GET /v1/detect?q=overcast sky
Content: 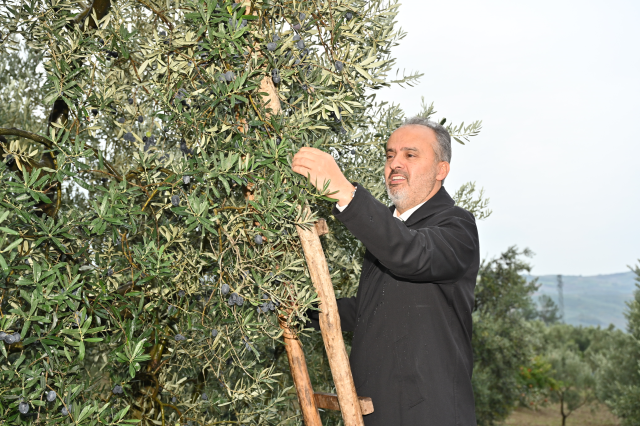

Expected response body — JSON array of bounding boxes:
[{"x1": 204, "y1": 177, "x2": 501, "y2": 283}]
[{"x1": 375, "y1": 0, "x2": 640, "y2": 276}]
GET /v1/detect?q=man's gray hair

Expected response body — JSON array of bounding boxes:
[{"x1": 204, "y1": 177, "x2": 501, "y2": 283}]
[{"x1": 399, "y1": 117, "x2": 452, "y2": 163}]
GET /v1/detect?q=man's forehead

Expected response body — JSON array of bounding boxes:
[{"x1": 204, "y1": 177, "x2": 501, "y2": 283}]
[{"x1": 386, "y1": 125, "x2": 436, "y2": 151}]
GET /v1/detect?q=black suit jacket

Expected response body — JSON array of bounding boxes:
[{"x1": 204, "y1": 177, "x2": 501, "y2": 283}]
[{"x1": 329, "y1": 185, "x2": 479, "y2": 426}]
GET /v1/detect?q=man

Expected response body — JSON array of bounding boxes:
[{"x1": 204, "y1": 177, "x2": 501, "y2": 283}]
[{"x1": 292, "y1": 117, "x2": 479, "y2": 425}]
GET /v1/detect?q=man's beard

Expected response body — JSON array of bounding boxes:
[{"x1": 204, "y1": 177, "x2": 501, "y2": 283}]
[{"x1": 385, "y1": 168, "x2": 438, "y2": 212}]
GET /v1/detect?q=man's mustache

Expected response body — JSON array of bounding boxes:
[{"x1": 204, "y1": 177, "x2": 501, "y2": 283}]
[{"x1": 386, "y1": 169, "x2": 408, "y2": 182}]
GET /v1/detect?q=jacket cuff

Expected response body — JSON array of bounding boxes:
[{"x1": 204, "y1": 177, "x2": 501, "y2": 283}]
[{"x1": 331, "y1": 182, "x2": 370, "y2": 220}]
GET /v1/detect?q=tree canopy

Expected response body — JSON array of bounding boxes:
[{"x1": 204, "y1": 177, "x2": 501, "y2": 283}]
[{"x1": 0, "y1": 1, "x2": 489, "y2": 424}]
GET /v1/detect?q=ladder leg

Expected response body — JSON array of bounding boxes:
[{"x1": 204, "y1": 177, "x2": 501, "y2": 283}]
[
  {"x1": 278, "y1": 315, "x2": 322, "y2": 426},
  {"x1": 297, "y1": 220, "x2": 366, "y2": 426}
]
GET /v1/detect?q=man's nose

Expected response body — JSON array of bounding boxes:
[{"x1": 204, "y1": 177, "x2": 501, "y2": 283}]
[{"x1": 388, "y1": 156, "x2": 405, "y2": 172}]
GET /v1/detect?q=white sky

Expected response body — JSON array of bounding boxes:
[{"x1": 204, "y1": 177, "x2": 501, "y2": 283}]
[{"x1": 376, "y1": 0, "x2": 640, "y2": 276}]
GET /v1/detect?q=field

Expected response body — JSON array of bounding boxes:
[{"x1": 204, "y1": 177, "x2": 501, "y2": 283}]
[{"x1": 504, "y1": 402, "x2": 619, "y2": 426}]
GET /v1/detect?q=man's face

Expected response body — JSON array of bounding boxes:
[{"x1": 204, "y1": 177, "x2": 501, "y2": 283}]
[{"x1": 385, "y1": 125, "x2": 449, "y2": 213}]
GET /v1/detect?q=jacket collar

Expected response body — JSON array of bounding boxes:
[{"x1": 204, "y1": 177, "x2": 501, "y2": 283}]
[{"x1": 389, "y1": 186, "x2": 455, "y2": 227}]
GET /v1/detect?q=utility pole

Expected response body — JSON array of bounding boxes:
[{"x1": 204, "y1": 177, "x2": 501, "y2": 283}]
[{"x1": 557, "y1": 274, "x2": 564, "y2": 322}]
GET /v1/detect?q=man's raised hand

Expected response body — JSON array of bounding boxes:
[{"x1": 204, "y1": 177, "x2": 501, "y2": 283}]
[{"x1": 291, "y1": 147, "x2": 356, "y2": 207}]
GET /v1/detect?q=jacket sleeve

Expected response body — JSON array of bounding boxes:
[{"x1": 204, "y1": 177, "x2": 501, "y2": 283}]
[
  {"x1": 337, "y1": 297, "x2": 357, "y2": 332},
  {"x1": 333, "y1": 185, "x2": 478, "y2": 283},
  {"x1": 305, "y1": 297, "x2": 357, "y2": 332}
]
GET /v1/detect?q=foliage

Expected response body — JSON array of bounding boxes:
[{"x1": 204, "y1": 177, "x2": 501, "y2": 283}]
[
  {"x1": 534, "y1": 313, "x2": 638, "y2": 425},
  {"x1": 451, "y1": 182, "x2": 491, "y2": 221},
  {"x1": 515, "y1": 354, "x2": 557, "y2": 408},
  {"x1": 0, "y1": 43, "x2": 46, "y2": 131},
  {"x1": 471, "y1": 247, "x2": 542, "y2": 426},
  {"x1": 535, "y1": 294, "x2": 561, "y2": 325},
  {"x1": 546, "y1": 345, "x2": 596, "y2": 426},
  {"x1": 473, "y1": 247, "x2": 538, "y2": 317},
  {"x1": 593, "y1": 262, "x2": 640, "y2": 425},
  {"x1": 470, "y1": 252, "x2": 634, "y2": 426}
]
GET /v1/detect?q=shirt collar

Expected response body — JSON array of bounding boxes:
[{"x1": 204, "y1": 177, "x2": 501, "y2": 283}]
[{"x1": 393, "y1": 201, "x2": 427, "y2": 222}]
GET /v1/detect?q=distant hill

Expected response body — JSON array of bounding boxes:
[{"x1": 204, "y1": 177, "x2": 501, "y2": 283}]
[{"x1": 525, "y1": 272, "x2": 638, "y2": 330}]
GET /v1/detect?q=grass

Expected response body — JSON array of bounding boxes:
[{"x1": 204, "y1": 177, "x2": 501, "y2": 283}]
[{"x1": 504, "y1": 402, "x2": 619, "y2": 426}]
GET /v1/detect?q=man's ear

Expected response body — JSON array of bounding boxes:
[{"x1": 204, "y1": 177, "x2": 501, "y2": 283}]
[{"x1": 436, "y1": 162, "x2": 450, "y2": 182}]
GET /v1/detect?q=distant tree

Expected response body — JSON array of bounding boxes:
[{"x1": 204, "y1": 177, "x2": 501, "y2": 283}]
[
  {"x1": 538, "y1": 294, "x2": 562, "y2": 325},
  {"x1": 534, "y1": 323, "x2": 630, "y2": 425},
  {"x1": 472, "y1": 247, "x2": 542, "y2": 426},
  {"x1": 594, "y1": 262, "x2": 640, "y2": 425},
  {"x1": 546, "y1": 345, "x2": 596, "y2": 426},
  {"x1": 538, "y1": 308, "x2": 640, "y2": 426}
]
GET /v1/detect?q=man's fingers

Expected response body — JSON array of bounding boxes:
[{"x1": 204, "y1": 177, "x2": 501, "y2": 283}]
[
  {"x1": 292, "y1": 167, "x2": 325, "y2": 190},
  {"x1": 297, "y1": 147, "x2": 322, "y2": 155},
  {"x1": 292, "y1": 151, "x2": 321, "y2": 164},
  {"x1": 291, "y1": 159, "x2": 314, "y2": 177},
  {"x1": 292, "y1": 147, "x2": 337, "y2": 192},
  {"x1": 292, "y1": 156, "x2": 318, "y2": 170},
  {"x1": 294, "y1": 147, "x2": 328, "y2": 162},
  {"x1": 290, "y1": 158, "x2": 309, "y2": 173},
  {"x1": 291, "y1": 165, "x2": 311, "y2": 176}
]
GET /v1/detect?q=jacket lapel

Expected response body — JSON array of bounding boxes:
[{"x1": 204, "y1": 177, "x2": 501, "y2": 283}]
[{"x1": 402, "y1": 186, "x2": 455, "y2": 228}]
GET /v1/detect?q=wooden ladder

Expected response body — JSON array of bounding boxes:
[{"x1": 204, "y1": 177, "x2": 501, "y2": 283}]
[{"x1": 277, "y1": 217, "x2": 373, "y2": 426}]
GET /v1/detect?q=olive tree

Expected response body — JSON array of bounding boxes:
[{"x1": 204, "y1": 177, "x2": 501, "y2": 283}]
[
  {"x1": 0, "y1": 0, "x2": 485, "y2": 424},
  {"x1": 547, "y1": 346, "x2": 596, "y2": 426},
  {"x1": 594, "y1": 263, "x2": 640, "y2": 425},
  {"x1": 471, "y1": 247, "x2": 543, "y2": 426}
]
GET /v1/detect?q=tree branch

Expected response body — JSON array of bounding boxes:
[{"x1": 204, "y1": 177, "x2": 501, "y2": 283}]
[
  {"x1": 0, "y1": 127, "x2": 123, "y2": 183},
  {"x1": 135, "y1": 0, "x2": 173, "y2": 30},
  {"x1": 73, "y1": 0, "x2": 112, "y2": 30},
  {"x1": 0, "y1": 128, "x2": 52, "y2": 149}
]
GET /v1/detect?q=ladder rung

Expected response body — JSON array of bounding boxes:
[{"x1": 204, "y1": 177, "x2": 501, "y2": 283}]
[{"x1": 313, "y1": 392, "x2": 374, "y2": 415}]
